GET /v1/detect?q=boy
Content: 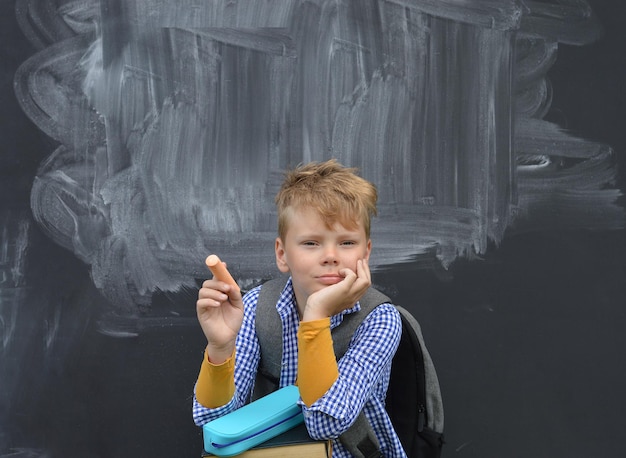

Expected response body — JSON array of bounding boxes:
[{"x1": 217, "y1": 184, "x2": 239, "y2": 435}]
[{"x1": 193, "y1": 159, "x2": 406, "y2": 457}]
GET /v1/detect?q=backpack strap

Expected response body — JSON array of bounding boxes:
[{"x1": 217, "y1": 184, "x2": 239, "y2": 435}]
[
  {"x1": 254, "y1": 277, "x2": 388, "y2": 457},
  {"x1": 253, "y1": 277, "x2": 287, "y2": 397}
]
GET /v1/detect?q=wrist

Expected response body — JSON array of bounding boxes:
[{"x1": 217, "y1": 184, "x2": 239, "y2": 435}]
[
  {"x1": 206, "y1": 342, "x2": 235, "y2": 365},
  {"x1": 302, "y1": 301, "x2": 330, "y2": 322}
]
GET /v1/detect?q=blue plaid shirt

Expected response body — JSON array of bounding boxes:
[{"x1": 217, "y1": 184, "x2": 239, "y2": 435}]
[{"x1": 193, "y1": 278, "x2": 406, "y2": 457}]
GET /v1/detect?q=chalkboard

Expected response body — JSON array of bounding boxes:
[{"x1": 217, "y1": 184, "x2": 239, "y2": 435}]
[{"x1": 1, "y1": 1, "x2": 624, "y2": 457}]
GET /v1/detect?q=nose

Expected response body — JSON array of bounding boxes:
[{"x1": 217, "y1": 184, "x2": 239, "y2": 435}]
[{"x1": 322, "y1": 246, "x2": 338, "y2": 265}]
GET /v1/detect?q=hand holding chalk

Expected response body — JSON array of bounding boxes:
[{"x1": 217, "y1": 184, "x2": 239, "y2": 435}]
[
  {"x1": 205, "y1": 255, "x2": 240, "y2": 293},
  {"x1": 199, "y1": 255, "x2": 242, "y2": 363}
]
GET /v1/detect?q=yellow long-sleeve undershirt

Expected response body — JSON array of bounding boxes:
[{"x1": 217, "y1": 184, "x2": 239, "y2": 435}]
[
  {"x1": 195, "y1": 348, "x2": 236, "y2": 408},
  {"x1": 297, "y1": 317, "x2": 339, "y2": 406}
]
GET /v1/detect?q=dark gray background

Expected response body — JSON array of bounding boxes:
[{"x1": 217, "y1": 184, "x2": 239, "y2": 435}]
[{"x1": 1, "y1": 1, "x2": 624, "y2": 457}]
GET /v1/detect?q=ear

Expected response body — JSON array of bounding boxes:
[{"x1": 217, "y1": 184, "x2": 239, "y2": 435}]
[
  {"x1": 275, "y1": 237, "x2": 290, "y2": 273},
  {"x1": 365, "y1": 238, "x2": 372, "y2": 261}
]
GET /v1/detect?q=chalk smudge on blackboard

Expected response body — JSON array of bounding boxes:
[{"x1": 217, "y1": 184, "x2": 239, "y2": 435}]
[
  {"x1": 1, "y1": 212, "x2": 30, "y2": 349},
  {"x1": 13, "y1": 0, "x2": 624, "y2": 325},
  {"x1": 0, "y1": 211, "x2": 33, "y2": 433}
]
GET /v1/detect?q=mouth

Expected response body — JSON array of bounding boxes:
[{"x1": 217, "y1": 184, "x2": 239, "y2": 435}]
[{"x1": 317, "y1": 274, "x2": 343, "y2": 285}]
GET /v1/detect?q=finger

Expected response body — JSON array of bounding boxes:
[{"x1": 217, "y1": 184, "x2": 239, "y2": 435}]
[
  {"x1": 351, "y1": 262, "x2": 371, "y2": 298},
  {"x1": 223, "y1": 283, "x2": 243, "y2": 303},
  {"x1": 196, "y1": 297, "x2": 225, "y2": 312},
  {"x1": 198, "y1": 286, "x2": 229, "y2": 301},
  {"x1": 201, "y1": 291, "x2": 230, "y2": 304},
  {"x1": 339, "y1": 267, "x2": 357, "y2": 286},
  {"x1": 357, "y1": 259, "x2": 372, "y2": 283},
  {"x1": 202, "y1": 278, "x2": 234, "y2": 292},
  {"x1": 199, "y1": 286, "x2": 240, "y2": 311}
]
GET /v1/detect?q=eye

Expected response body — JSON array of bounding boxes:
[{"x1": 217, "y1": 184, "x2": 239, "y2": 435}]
[
  {"x1": 301, "y1": 240, "x2": 318, "y2": 246},
  {"x1": 340, "y1": 240, "x2": 356, "y2": 246}
]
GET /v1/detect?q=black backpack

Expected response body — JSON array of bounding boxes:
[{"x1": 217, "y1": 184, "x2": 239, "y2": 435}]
[{"x1": 253, "y1": 278, "x2": 444, "y2": 458}]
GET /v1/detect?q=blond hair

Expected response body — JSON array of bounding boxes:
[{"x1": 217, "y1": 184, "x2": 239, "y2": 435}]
[{"x1": 275, "y1": 159, "x2": 378, "y2": 240}]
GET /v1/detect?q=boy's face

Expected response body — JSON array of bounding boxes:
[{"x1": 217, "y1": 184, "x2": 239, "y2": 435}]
[{"x1": 275, "y1": 207, "x2": 372, "y2": 309}]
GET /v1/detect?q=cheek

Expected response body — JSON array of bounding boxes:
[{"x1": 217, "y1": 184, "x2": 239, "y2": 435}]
[
  {"x1": 364, "y1": 243, "x2": 372, "y2": 260},
  {"x1": 358, "y1": 246, "x2": 370, "y2": 259}
]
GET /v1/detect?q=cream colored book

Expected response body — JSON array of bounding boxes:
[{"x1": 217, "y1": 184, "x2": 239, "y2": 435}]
[
  {"x1": 203, "y1": 423, "x2": 331, "y2": 457},
  {"x1": 232, "y1": 439, "x2": 331, "y2": 457}
]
